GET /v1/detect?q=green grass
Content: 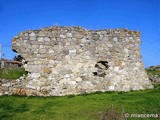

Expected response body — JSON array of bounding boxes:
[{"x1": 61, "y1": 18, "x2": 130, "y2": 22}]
[
  {"x1": 146, "y1": 69, "x2": 160, "y2": 76},
  {"x1": 0, "y1": 68, "x2": 27, "y2": 79},
  {"x1": 0, "y1": 85, "x2": 160, "y2": 120}
]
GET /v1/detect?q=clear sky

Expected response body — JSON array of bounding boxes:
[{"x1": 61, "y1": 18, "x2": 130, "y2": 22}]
[{"x1": 0, "y1": 0, "x2": 159, "y2": 67}]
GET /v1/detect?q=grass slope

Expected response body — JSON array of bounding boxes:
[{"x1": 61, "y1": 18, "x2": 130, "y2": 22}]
[
  {"x1": 146, "y1": 69, "x2": 160, "y2": 76},
  {"x1": 0, "y1": 85, "x2": 160, "y2": 120}
]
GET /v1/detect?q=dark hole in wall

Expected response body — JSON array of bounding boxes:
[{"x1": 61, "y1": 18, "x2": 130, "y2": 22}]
[
  {"x1": 24, "y1": 61, "x2": 28, "y2": 64},
  {"x1": 18, "y1": 64, "x2": 22, "y2": 67},
  {"x1": 80, "y1": 45, "x2": 83, "y2": 47},
  {"x1": 97, "y1": 61, "x2": 109, "y2": 69},
  {"x1": 93, "y1": 61, "x2": 109, "y2": 77},
  {"x1": 93, "y1": 72, "x2": 98, "y2": 76}
]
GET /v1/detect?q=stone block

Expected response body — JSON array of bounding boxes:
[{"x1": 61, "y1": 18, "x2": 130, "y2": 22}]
[
  {"x1": 69, "y1": 49, "x2": 76, "y2": 54},
  {"x1": 37, "y1": 37, "x2": 44, "y2": 42},
  {"x1": 60, "y1": 34, "x2": 66, "y2": 38},
  {"x1": 66, "y1": 33, "x2": 72, "y2": 37},
  {"x1": 44, "y1": 37, "x2": 50, "y2": 41},
  {"x1": 30, "y1": 32, "x2": 36, "y2": 37},
  {"x1": 26, "y1": 84, "x2": 36, "y2": 90},
  {"x1": 31, "y1": 73, "x2": 40, "y2": 78},
  {"x1": 75, "y1": 77, "x2": 82, "y2": 82},
  {"x1": 43, "y1": 68, "x2": 52, "y2": 74},
  {"x1": 30, "y1": 36, "x2": 36, "y2": 40}
]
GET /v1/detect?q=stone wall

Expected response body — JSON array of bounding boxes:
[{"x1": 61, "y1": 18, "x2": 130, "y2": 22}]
[{"x1": 2, "y1": 26, "x2": 153, "y2": 96}]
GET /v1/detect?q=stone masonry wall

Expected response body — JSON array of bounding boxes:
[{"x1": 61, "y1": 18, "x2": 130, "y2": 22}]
[{"x1": 2, "y1": 26, "x2": 153, "y2": 96}]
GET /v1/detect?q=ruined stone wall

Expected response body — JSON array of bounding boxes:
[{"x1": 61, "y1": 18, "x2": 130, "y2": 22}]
[{"x1": 7, "y1": 26, "x2": 153, "y2": 96}]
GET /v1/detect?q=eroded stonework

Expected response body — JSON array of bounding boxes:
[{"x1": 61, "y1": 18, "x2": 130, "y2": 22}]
[{"x1": 2, "y1": 26, "x2": 154, "y2": 96}]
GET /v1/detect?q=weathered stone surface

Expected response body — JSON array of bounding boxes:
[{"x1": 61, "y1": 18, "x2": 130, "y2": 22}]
[
  {"x1": 66, "y1": 33, "x2": 72, "y2": 37},
  {"x1": 148, "y1": 74, "x2": 160, "y2": 84},
  {"x1": 43, "y1": 68, "x2": 52, "y2": 74},
  {"x1": 0, "y1": 26, "x2": 152, "y2": 96},
  {"x1": 44, "y1": 37, "x2": 50, "y2": 41}
]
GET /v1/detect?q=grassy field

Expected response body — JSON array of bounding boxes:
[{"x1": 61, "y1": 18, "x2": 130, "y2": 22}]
[
  {"x1": 0, "y1": 68, "x2": 27, "y2": 79},
  {"x1": 0, "y1": 85, "x2": 160, "y2": 120}
]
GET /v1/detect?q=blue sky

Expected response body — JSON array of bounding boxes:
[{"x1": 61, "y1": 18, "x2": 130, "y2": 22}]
[{"x1": 0, "y1": 0, "x2": 159, "y2": 67}]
